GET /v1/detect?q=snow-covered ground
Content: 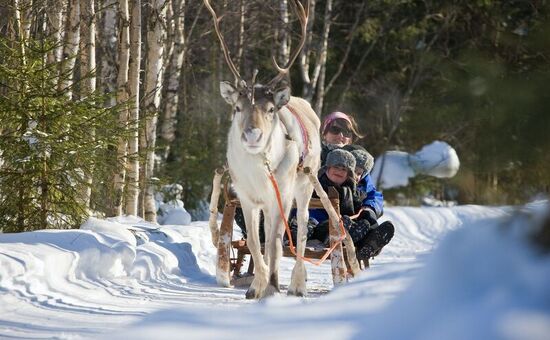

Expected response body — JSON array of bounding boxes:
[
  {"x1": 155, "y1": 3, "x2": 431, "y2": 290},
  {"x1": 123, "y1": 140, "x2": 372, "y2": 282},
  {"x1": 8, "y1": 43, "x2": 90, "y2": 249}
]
[{"x1": 1, "y1": 202, "x2": 549, "y2": 339}]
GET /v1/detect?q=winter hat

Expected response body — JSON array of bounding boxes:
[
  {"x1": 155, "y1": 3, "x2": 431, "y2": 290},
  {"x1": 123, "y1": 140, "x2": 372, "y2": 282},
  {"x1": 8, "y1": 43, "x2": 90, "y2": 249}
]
[
  {"x1": 326, "y1": 149, "x2": 356, "y2": 176},
  {"x1": 321, "y1": 111, "x2": 352, "y2": 135},
  {"x1": 351, "y1": 149, "x2": 374, "y2": 173}
]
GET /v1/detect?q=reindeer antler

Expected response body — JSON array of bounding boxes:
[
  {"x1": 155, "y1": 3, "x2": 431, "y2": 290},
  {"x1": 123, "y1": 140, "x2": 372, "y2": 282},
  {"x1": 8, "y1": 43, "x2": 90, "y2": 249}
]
[
  {"x1": 203, "y1": 0, "x2": 246, "y2": 88},
  {"x1": 267, "y1": 0, "x2": 309, "y2": 89}
]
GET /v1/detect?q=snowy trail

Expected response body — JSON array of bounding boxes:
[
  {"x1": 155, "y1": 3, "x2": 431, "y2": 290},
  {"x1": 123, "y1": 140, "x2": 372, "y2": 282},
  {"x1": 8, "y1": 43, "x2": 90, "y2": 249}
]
[{"x1": 0, "y1": 205, "x2": 513, "y2": 339}]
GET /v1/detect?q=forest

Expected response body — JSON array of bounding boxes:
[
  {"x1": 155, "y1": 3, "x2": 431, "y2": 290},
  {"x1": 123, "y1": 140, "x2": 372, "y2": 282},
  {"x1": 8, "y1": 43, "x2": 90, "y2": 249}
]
[{"x1": 1, "y1": 0, "x2": 549, "y2": 231}]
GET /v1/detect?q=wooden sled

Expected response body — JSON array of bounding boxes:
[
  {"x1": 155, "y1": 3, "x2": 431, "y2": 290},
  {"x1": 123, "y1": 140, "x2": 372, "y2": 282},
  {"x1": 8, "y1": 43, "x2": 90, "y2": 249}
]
[{"x1": 211, "y1": 170, "x2": 362, "y2": 288}]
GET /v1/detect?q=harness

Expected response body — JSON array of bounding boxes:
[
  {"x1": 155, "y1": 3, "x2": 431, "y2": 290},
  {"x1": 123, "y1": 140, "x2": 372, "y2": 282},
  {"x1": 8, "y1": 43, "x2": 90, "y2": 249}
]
[{"x1": 285, "y1": 104, "x2": 309, "y2": 169}]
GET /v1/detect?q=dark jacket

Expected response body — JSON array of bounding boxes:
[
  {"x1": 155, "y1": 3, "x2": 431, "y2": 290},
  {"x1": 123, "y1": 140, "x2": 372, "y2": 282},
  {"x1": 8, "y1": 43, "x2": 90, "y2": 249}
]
[{"x1": 321, "y1": 143, "x2": 384, "y2": 218}]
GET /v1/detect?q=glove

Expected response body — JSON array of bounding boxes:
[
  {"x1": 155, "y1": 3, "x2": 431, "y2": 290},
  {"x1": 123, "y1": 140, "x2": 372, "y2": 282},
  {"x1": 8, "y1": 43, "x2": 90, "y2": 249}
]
[{"x1": 359, "y1": 207, "x2": 377, "y2": 226}]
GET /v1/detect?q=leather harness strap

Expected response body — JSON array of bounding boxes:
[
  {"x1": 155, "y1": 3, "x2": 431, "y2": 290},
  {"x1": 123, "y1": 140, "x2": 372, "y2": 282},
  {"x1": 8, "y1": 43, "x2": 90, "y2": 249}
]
[{"x1": 285, "y1": 104, "x2": 309, "y2": 169}]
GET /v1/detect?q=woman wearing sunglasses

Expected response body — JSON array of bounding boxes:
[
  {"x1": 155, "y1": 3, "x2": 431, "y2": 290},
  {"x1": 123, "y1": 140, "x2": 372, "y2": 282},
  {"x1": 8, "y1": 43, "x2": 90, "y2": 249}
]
[{"x1": 320, "y1": 111, "x2": 363, "y2": 164}]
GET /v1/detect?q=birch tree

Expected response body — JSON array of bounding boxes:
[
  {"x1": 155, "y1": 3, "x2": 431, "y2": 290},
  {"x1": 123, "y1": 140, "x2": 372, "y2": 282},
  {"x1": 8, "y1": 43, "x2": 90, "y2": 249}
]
[
  {"x1": 159, "y1": 0, "x2": 184, "y2": 161},
  {"x1": 58, "y1": 0, "x2": 79, "y2": 98},
  {"x1": 97, "y1": 0, "x2": 118, "y2": 108},
  {"x1": 124, "y1": 0, "x2": 141, "y2": 216},
  {"x1": 141, "y1": 0, "x2": 168, "y2": 222},
  {"x1": 79, "y1": 0, "x2": 97, "y2": 207},
  {"x1": 112, "y1": 0, "x2": 130, "y2": 216},
  {"x1": 45, "y1": 0, "x2": 65, "y2": 67},
  {"x1": 298, "y1": 0, "x2": 333, "y2": 115}
]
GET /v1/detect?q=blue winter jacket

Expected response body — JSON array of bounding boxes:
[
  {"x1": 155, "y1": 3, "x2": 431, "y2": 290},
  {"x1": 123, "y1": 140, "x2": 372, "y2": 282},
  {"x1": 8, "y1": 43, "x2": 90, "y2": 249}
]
[{"x1": 356, "y1": 173, "x2": 384, "y2": 218}]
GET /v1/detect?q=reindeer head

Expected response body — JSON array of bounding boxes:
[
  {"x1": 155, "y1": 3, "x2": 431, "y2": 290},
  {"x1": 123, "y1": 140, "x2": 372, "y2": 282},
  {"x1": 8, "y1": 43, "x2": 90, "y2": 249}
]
[
  {"x1": 204, "y1": 0, "x2": 308, "y2": 154},
  {"x1": 220, "y1": 83, "x2": 290, "y2": 153}
]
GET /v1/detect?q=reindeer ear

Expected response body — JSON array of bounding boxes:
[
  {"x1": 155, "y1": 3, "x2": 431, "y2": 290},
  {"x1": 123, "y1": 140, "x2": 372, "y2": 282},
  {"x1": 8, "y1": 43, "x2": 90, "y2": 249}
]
[
  {"x1": 273, "y1": 87, "x2": 290, "y2": 108},
  {"x1": 220, "y1": 81, "x2": 239, "y2": 105}
]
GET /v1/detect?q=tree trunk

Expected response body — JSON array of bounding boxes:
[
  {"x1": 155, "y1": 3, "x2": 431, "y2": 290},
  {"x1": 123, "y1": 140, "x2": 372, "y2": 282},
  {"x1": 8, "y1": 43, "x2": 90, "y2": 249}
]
[
  {"x1": 159, "y1": 0, "x2": 184, "y2": 161},
  {"x1": 276, "y1": 0, "x2": 289, "y2": 65},
  {"x1": 58, "y1": 0, "x2": 80, "y2": 98},
  {"x1": 97, "y1": 0, "x2": 118, "y2": 108},
  {"x1": 299, "y1": 0, "x2": 315, "y2": 98},
  {"x1": 141, "y1": 0, "x2": 167, "y2": 222},
  {"x1": 312, "y1": 0, "x2": 332, "y2": 115},
  {"x1": 79, "y1": 0, "x2": 97, "y2": 208},
  {"x1": 45, "y1": 0, "x2": 65, "y2": 68},
  {"x1": 124, "y1": 0, "x2": 141, "y2": 216},
  {"x1": 112, "y1": 0, "x2": 130, "y2": 216}
]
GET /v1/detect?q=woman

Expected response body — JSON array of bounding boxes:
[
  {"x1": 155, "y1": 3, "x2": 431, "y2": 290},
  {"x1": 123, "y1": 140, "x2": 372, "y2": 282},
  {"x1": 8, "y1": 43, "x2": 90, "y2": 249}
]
[{"x1": 320, "y1": 111, "x2": 364, "y2": 165}]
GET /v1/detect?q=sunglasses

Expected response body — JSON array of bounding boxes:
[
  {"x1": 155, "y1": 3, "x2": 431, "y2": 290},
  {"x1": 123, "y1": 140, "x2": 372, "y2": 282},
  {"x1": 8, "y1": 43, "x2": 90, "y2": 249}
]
[{"x1": 327, "y1": 125, "x2": 352, "y2": 138}]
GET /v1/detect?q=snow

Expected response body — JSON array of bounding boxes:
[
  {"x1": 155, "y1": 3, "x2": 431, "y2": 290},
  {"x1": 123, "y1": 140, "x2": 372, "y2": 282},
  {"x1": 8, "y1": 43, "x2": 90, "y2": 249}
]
[
  {"x1": 1, "y1": 201, "x2": 549, "y2": 339},
  {"x1": 372, "y1": 141, "x2": 460, "y2": 189}
]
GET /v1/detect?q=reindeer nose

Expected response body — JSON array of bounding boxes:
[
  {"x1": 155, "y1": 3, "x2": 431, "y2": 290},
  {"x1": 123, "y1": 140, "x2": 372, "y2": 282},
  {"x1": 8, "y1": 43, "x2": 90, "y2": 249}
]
[{"x1": 244, "y1": 127, "x2": 263, "y2": 143}]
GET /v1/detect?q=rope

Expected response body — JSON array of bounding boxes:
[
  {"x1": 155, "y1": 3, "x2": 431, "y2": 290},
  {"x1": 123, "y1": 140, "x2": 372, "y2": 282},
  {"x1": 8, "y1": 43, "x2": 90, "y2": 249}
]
[{"x1": 267, "y1": 171, "x2": 346, "y2": 266}]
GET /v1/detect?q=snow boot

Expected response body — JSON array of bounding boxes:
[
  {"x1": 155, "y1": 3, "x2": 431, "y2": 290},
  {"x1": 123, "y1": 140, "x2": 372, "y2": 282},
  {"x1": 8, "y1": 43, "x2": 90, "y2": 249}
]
[{"x1": 356, "y1": 221, "x2": 395, "y2": 262}]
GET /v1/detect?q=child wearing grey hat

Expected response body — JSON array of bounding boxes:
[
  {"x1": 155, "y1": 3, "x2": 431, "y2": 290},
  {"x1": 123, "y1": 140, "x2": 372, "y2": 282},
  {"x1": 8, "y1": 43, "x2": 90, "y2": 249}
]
[{"x1": 310, "y1": 146, "x2": 395, "y2": 269}]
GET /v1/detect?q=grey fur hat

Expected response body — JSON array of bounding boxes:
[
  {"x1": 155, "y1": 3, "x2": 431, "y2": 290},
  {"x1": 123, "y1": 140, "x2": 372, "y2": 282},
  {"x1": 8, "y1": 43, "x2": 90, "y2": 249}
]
[
  {"x1": 326, "y1": 149, "x2": 356, "y2": 175},
  {"x1": 351, "y1": 149, "x2": 374, "y2": 173}
]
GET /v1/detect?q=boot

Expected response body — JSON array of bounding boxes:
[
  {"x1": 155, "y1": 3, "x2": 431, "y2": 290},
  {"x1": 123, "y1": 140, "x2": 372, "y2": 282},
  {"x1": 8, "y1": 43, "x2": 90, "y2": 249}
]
[{"x1": 356, "y1": 221, "x2": 395, "y2": 262}]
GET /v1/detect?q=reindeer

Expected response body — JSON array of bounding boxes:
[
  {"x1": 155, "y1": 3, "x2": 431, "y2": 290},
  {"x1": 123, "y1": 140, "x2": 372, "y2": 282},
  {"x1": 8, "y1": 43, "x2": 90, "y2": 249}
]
[{"x1": 204, "y1": 0, "x2": 320, "y2": 298}]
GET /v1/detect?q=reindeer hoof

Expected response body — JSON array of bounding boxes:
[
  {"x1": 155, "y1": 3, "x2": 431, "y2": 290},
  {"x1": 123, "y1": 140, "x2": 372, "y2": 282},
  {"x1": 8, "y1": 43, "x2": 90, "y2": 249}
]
[
  {"x1": 287, "y1": 288, "x2": 305, "y2": 297},
  {"x1": 245, "y1": 287, "x2": 258, "y2": 299}
]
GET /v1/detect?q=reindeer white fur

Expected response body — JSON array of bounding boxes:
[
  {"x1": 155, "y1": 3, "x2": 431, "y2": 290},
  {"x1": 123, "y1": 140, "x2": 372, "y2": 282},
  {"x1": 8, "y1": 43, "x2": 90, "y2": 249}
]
[{"x1": 220, "y1": 82, "x2": 320, "y2": 298}]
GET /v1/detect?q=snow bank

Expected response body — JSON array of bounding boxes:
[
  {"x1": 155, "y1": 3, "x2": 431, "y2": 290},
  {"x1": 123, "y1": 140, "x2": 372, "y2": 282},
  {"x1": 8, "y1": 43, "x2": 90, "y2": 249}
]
[{"x1": 372, "y1": 141, "x2": 460, "y2": 189}]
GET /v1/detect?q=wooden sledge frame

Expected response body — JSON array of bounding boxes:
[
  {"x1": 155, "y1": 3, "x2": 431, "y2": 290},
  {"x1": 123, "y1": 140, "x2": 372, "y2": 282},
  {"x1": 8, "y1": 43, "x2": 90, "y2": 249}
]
[{"x1": 210, "y1": 167, "x2": 362, "y2": 288}]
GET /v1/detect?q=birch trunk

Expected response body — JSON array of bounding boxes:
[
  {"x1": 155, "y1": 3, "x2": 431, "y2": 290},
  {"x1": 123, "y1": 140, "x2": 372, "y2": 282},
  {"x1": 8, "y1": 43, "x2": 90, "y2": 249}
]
[
  {"x1": 97, "y1": 0, "x2": 118, "y2": 108},
  {"x1": 302, "y1": 0, "x2": 331, "y2": 106},
  {"x1": 142, "y1": 0, "x2": 168, "y2": 222},
  {"x1": 312, "y1": 0, "x2": 332, "y2": 114},
  {"x1": 79, "y1": 0, "x2": 97, "y2": 208},
  {"x1": 112, "y1": 0, "x2": 130, "y2": 216},
  {"x1": 159, "y1": 0, "x2": 184, "y2": 160},
  {"x1": 58, "y1": 0, "x2": 80, "y2": 98},
  {"x1": 124, "y1": 0, "x2": 141, "y2": 216},
  {"x1": 46, "y1": 0, "x2": 65, "y2": 67},
  {"x1": 276, "y1": 0, "x2": 289, "y2": 65},
  {"x1": 299, "y1": 0, "x2": 315, "y2": 97}
]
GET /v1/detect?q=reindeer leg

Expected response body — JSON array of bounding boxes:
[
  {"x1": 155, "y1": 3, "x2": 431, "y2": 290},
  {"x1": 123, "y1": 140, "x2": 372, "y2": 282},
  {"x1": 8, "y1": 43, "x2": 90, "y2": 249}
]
[
  {"x1": 208, "y1": 167, "x2": 225, "y2": 247},
  {"x1": 288, "y1": 176, "x2": 314, "y2": 297},
  {"x1": 261, "y1": 207, "x2": 280, "y2": 297},
  {"x1": 241, "y1": 204, "x2": 269, "y2": 299}
]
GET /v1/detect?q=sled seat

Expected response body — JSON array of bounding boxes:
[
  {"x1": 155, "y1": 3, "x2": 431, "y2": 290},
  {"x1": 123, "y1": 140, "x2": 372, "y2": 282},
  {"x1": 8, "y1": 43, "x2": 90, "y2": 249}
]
[{"x1": 216, "y1": 186, "x2": 355, "y2": 287}]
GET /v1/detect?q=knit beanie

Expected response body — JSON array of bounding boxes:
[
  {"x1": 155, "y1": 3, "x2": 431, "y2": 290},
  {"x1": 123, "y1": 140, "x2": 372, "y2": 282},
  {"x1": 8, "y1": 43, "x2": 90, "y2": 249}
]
[
  {"x1": 326, "y1": 149, "x2": 356, "y2": 176},
  {"x1": 351, "y1": 149, "x2": 374, "y2": 173},
  {"x1": 321, "y1": 111, "x2": 352, "y2": 135}
]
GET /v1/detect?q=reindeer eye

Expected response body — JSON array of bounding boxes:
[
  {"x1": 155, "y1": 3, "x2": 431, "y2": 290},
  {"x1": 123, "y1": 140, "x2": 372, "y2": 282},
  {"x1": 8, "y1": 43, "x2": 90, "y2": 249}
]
[
  {"x1": 268, "y1": 107, "x2": 275, "y2": 114},
  {"x1": 235, "y1": 106, "x2": 241, "y2": 113}
]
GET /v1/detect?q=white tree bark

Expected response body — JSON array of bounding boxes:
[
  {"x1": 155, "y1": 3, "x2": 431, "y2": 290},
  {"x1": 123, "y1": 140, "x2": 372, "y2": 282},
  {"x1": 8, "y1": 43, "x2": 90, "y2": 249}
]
[
  {"x1": 98, "y1": 0, "x2": 118, "y2": 108},
  {"x1": 312, "y1": 0, "x2": 332, "y2": 114},
  {"x1": 276, "y1": 0, "x2": 289, "y2": 65},
  {"x1": 142, "y1": 0, "x2": 168, "y2": 222},
  {"x1": 113, "y1": 0, "x2": 130, "y2": 216},
  {"x1": 58, "y1": 0, "x2": 80, "y2": 98},
  {"x1": 46, "y1": 0, "x2": 66, "y2": 67},
  {"x1": 79, "y1": 0, "x2": 97, "y2": 208},
  {"x1": 159, "y1": 0, "x2": 184, "y2": 160},
  {"x1": 124, "y1": 0, "x2": 141, "y2": 216}
]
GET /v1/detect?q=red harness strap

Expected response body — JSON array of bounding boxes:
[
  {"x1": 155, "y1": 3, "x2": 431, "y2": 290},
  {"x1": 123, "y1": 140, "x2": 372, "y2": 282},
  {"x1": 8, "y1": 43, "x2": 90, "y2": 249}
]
[
  {"x1": 285, "y1": 104, "x2": 309, "y2": 168},
  {"x1": 267, "y1": 171, "x2": 346, "y2": 266}
]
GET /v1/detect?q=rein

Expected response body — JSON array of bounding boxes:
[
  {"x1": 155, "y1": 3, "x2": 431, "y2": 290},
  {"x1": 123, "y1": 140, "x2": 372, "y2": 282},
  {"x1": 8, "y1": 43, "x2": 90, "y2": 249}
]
[{"x1": 265, "y1": 164, "x2": 346, "y2": 266}]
